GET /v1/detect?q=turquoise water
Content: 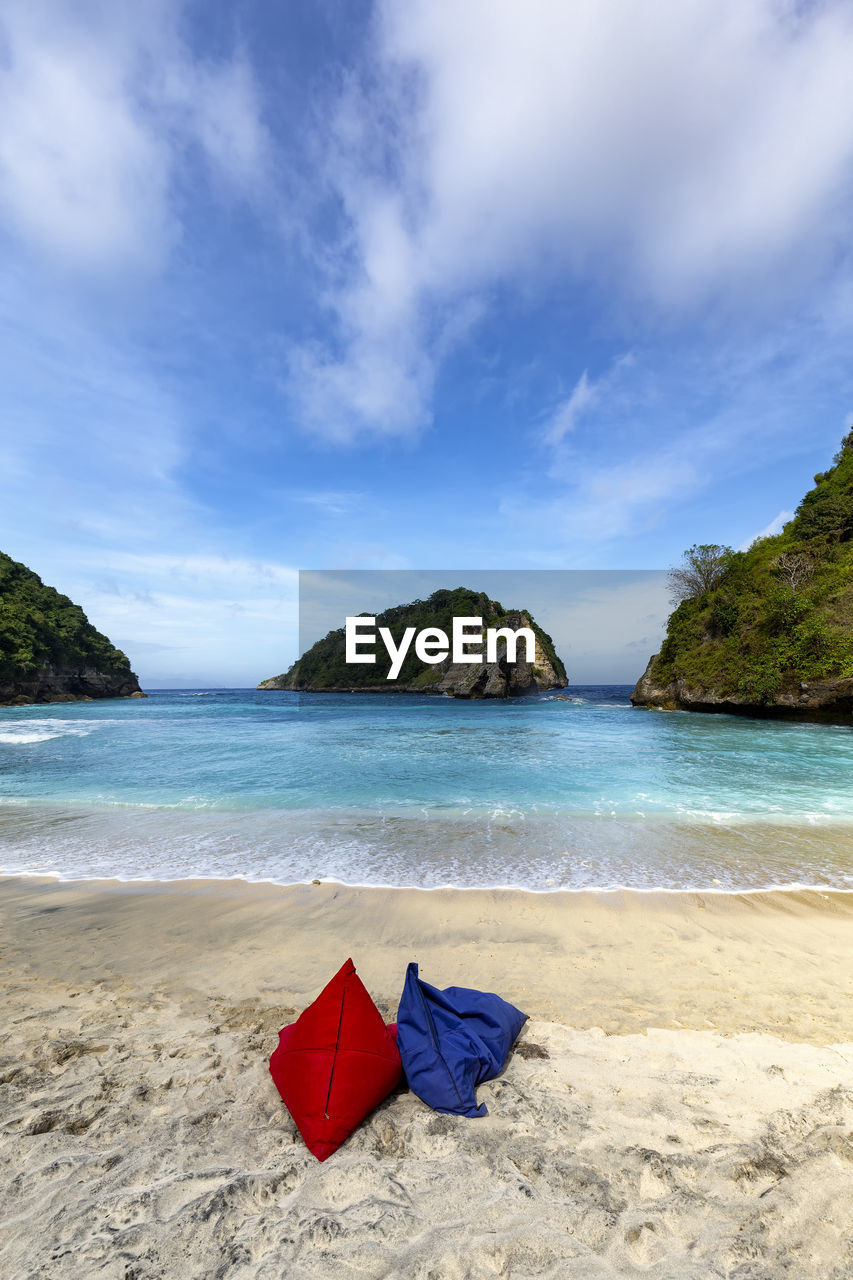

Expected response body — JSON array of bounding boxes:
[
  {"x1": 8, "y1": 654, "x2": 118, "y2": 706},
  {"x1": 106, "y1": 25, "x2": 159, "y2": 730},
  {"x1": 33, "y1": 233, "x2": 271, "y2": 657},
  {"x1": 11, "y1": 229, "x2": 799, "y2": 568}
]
[{"x1": 1, "y1": 687, "x2": 852, "y2": 890}]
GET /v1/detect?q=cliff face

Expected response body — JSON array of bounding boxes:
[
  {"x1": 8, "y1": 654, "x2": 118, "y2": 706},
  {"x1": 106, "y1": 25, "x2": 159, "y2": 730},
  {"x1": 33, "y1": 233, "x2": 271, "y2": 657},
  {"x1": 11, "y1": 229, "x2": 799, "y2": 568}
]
[
  {"x1": 0, "y1": 551, "x2": 145, "y2": 707},
  {"x1": 0, "y1": 664, "x2": 145, "y2": 707},
  {"x1": 631, "y1": 655, "x2": 853, "y2": 724},
  {"x1": 631, "y1": 430, "x2": 853, "y2": 724},
  {"x1": 259, "y1": 588, "x2": 567, "y2": 698},
  {"x1": 432, "y1": 611, "x2": 564, "y2": 697}
]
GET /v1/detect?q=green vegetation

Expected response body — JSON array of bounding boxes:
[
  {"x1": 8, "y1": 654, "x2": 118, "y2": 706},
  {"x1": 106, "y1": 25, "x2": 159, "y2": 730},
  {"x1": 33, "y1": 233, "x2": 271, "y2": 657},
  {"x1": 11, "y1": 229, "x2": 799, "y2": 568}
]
[
  {"x1": 667, "y1": 544, "x2": 734, "y2": 603},
  {"x1": 265, "y1": 586, "x2": 567, "y2": 690},
  {"x1": 651, "y1": 430, "x2": 853, "y2": 703},
  {"x1": 0, "y1": 551, "x2": 134, "y2": 682}
]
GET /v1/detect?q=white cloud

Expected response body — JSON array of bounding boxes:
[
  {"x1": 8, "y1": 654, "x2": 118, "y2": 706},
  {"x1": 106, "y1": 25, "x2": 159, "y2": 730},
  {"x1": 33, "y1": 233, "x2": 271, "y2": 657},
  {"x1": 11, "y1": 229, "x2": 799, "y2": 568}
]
[
  {"x1": 500, "y1": 450, "x2": 701, "y2": 557},
  {"x1": 84, "y1": 552, "x2": 298, "y2": 591},
  {"x1": 290, "y1": 0, "x2": 853, "y2": 441},
  {"x1": 498, "y1": 392, "x2": 771, "y2": 558},
  {"x1": 739, "y1": 509, "x2": 794, "y2": 549},
  {"x1": 0, "y1": 7, "x2": 169, "y2": 271},
  {"x1": 0, "y1": 1, "x2": 269, "y2": 274},
  {"x1": 542, "y1": 372, "x2": 597, "y2": 448},
  {"x1": 157, "y1": 43, "x2": 270, "y2": 194},
  {"x1": 281, "y1": 489, "x2": 368, "y2": 518},
  {"x1": 542, "y1": 354, "x2": 635, "y2": 448},
  {"x1": 287, "y1": 331, "x2": 432, "y2": 444}
]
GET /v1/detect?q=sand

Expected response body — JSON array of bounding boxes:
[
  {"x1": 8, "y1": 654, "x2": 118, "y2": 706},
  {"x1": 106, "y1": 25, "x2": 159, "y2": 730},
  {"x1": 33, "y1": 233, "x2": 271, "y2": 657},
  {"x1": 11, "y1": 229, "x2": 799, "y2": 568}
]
[{"x1": 1, "y1": 875, "x2": 852, "y2": 1278}]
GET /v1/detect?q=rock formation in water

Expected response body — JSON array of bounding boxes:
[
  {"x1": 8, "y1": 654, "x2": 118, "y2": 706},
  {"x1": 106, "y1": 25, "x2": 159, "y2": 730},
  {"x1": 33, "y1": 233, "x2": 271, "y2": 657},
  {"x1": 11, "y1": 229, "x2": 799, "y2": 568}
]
[
  {"x1": 259, "y1": 587, "x2": 567, "y2": 698},
  {"x1": 632, "y1": 658, "x2": 853, "y2": 724},
  {"x1": 632, "y1": 430, "x2": 853, "y2": 724},
  {"x1": 0, "y1": 551, "x2": 145, "y2": 706}
]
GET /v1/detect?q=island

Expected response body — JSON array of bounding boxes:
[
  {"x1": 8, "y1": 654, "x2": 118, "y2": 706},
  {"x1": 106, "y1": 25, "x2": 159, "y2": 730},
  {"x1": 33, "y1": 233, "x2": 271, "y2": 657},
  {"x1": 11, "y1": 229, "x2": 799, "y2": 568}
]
[
  {"x1": 0, "y1": 551, "x2": 145, "y2": 706},
  {"x1": 259, "y1": 586, "x2": 567, "y2": 697},
  {"x1": 632, "y1": 430, "x2": 853, "y2": 723}
]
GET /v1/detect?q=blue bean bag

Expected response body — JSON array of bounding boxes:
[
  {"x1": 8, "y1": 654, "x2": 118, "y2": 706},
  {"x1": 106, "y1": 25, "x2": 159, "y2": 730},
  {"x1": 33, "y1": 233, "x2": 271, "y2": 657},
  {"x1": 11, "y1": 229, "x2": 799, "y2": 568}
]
[{"x1": 396, "y1": 963, "x2": 528, "y2": 1117}]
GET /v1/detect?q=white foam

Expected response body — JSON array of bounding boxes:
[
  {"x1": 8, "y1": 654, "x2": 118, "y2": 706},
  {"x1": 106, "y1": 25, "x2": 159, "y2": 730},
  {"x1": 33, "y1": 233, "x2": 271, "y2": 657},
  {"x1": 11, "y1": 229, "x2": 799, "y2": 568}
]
[
  {"x1": 0, "y1": 721, "x2": 100, "y2": 745},
  {"x1": 1, "y1": 865, "x2": 852, "y2": 898}
]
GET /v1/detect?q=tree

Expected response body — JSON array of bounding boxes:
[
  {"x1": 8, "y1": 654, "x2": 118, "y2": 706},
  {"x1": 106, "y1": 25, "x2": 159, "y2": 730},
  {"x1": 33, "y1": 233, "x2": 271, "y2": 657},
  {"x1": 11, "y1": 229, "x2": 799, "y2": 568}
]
[
  {"x1": 773, "y1": 551, "x2": 815, "y2": 595},
  {"x1": 667, "y1": 544, "x2": 734, "y2": 605}
]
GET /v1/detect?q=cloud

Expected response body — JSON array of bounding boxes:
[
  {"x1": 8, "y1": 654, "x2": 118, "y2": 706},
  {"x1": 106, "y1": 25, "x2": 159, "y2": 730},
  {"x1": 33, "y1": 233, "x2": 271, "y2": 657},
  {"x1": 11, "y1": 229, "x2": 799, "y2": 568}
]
[
  {"x1": 499, "y1": 450, "x2": 701, "y2": 556},
  {"x1": 158, "y1": 48, "x2": 269, "y2": 193},
  {"x1": 287, "y1": 330, "x2": 432, "y2": 444},
  {"x1": 542, "y1": 354, "x2": 635, "y2": 448},
  {"x1": 542, "y1": 372, "x2": 597, "y2": 448},
  {"x1": 288, "y1": 0, "x2": 853, "y2": 441},
  {"x1": 0, "y1": 1, "x2": 269, "y2": 275},
  {"x1": 739, "y1": 509, "x2": 794, "y2": 550},
  {"x1": 498, "y1": 390, "x2": 770, "y2": 559},
  {"x1": 281, "y1": 489, "x2": 369, "y2": 518},
  {"x1": 81, "y1": 552, "x2": 299, "y2": 589}
]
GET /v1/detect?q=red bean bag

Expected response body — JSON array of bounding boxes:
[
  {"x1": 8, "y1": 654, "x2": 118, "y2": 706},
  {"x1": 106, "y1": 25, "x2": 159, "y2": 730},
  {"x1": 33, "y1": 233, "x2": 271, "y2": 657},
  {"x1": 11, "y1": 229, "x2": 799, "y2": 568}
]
[{"x1": 269, "y1": 958, "x2": 402, "y2": 1161}]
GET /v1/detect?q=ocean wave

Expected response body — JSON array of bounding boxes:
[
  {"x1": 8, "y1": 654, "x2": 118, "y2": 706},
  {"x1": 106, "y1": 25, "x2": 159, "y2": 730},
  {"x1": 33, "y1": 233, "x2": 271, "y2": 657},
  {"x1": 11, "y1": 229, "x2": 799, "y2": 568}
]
[
  {"x1": 1, "y1": 862, "x2": 852, "y2": 897},
  {"x1": 0, "y1": 721, "x2": 101, "y2": 746}
]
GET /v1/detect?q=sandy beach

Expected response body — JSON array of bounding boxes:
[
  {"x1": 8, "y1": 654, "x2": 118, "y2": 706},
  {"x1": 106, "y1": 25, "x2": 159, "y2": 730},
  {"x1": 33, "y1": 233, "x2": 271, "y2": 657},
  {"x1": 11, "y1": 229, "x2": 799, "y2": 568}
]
[{"x1": 1, "y1": 875, "x2": 852, "y2": 1278}]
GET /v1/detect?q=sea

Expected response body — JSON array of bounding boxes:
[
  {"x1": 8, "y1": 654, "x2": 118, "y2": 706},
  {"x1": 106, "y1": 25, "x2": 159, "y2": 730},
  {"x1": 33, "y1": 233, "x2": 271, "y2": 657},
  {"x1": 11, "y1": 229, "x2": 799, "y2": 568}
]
[{"x1": 1, "y1": 687, "x2": 852, "y2": 892}]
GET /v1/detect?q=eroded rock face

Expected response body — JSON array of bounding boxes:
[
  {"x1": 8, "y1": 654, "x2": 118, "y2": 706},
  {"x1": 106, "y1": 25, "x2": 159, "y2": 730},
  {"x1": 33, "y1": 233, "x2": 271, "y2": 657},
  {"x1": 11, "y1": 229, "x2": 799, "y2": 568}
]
[
  {"x1": 436, "y1": 615, "x2": 564, "y2": 698},
  {"x1": 0, "y1": 664, "x2": 146, "y2": 707},
  {"x1": 631, "y1": 655, "x2": 853, "y2": 724}
]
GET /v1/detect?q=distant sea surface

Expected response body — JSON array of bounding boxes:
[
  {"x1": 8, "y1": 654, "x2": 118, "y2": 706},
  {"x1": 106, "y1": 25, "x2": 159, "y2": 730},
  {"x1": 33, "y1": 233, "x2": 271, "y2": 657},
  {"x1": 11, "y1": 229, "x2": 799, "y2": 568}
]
[{"x1": 1, "y1": 687, "x2": 852, "y2": 892}]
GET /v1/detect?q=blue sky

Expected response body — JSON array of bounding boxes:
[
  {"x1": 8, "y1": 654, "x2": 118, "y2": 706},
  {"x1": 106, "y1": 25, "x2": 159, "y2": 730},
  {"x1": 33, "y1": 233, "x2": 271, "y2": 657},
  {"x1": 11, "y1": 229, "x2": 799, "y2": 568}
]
[{"x1": 2, "y1": 0, "x2": 853, "y2": 686}]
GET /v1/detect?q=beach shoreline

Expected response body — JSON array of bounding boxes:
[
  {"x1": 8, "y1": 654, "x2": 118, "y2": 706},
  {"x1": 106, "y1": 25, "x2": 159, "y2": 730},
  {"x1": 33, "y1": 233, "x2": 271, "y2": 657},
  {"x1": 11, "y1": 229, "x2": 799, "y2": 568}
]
[
  {"x1": 3, "y1": 873, "x2": 852, "y2": 1037},
  {"x1": 2, "y1": 874, "x2": 852, "y2": 1277}
]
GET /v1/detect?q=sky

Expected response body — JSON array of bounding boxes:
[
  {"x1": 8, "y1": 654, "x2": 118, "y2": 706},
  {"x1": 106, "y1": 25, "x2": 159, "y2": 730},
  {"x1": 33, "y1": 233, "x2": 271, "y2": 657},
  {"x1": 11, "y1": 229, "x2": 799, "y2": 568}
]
[{"x1": 2, "y1": 0, "x2": 853, "y2": 686}]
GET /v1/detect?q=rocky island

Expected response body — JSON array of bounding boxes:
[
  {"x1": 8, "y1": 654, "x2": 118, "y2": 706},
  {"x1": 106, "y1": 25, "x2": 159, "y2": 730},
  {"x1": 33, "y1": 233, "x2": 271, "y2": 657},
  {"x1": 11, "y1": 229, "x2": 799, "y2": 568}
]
[
  {"x1": 259, "y1": 587, "x2": 567, "y2": 697},
  {"x1": 632, "y1": 430, "x2": 853, "y2": 723},
  {"x1": 0, "y1": 551, "x2": 145, "y2": 706}
]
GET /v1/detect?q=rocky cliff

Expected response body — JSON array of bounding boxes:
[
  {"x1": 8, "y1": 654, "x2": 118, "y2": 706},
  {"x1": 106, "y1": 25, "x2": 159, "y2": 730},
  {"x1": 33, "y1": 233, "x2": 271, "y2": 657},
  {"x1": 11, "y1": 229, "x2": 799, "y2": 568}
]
[
  {"x1": 432, "y1": 609, "x2": 564, "y2": 697},
  {"x1": 259, "y1": 587, "x2": 567, "y2": 698},
  {"x1": 631, "y1": 430, "x2": 853, "y2": 724},
  {"x1": 0, "y1": 551, "x2": 145, "y2": 706},
  {"x1": 632, "y1": 655, "x2": 853, "y2": 724}
]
